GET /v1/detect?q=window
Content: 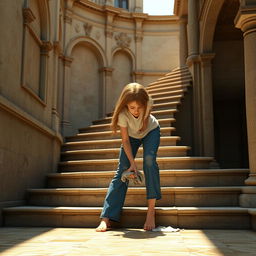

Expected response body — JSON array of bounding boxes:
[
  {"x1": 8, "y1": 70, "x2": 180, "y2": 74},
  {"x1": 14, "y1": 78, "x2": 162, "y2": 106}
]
[{"x1": 114, "y1": 0, "x2": 128, "y2": 9}]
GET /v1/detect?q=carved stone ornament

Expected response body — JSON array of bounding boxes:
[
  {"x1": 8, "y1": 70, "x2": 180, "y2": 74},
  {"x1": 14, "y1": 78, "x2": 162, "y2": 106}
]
[
  {"x1": 75, "y1": 23, "x2": 81, "y2": 33},
  {"x1": 23, "y1": 8, "x2": 36, "y2": 24},
  {"x1": 115, "y1": 32, "x2": 131, "y2": 48},
  {"x1": 41, "y1": 41, "x2": 53, "y2": 53},
  {"x1": 95, "y1": 31, "x2": 101, "y2": 40},
  {"x1": 84, "y1": 23, "x2": 92, "y2": 36}
]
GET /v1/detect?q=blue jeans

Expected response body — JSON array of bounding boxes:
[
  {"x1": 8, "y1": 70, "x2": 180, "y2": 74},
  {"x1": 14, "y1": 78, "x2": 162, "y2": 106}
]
[{"x1": 100, "y1": 126, "x2": 161, "y2": 222}]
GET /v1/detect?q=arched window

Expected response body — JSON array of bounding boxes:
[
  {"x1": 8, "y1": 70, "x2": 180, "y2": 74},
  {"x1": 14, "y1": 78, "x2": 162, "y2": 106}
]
[{"x1": 114, "y1": 0, "x2": 128, "y2": 9}]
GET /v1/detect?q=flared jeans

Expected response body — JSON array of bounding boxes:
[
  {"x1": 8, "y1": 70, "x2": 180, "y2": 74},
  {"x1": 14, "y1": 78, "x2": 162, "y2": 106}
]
[{"x1": 100, "y1": 126, "x2": 161, "y2": 222}]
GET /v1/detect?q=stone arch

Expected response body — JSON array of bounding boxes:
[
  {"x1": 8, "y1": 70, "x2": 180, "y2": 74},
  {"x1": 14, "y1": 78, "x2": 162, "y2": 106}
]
[
  {"x1": 66, "y1": 36, "x2": 107, "y2": 67},
  {"x1": 25, "y1": 0, "x2": 50, "y2": 40},
  {"x1": 210, "y1": 0, "x2": 248, "y2": 168},
  {"x1": 200, "y1": 0, "x2": 225, "y2": 53},
  {"x1": 111, "y1": 47, "x2": 135, "y2": 70},
  {"x1": 67, "y1": 39, "x2": 106, "y2": 134},
  {"x1": 106, "y1": 48, "x2": 133, "y2": 113}
]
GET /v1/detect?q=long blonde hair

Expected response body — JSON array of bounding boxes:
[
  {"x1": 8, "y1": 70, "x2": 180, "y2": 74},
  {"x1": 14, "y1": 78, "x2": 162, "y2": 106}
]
[{"x1": 111, "y1": 83, "x2": 149, "y2": 133}]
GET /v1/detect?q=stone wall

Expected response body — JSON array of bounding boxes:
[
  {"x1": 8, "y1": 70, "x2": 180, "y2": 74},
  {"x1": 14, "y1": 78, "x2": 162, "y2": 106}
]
[{"x1": 0, "y1": 0, "x2": 61, "y2": 225}]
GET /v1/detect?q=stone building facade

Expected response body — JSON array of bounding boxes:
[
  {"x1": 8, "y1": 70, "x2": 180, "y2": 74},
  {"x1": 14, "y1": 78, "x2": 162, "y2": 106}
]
[
  {"x1": 0, "y1": 0, "x2": 180, "y2": 224},
  {"x1": 1, "y1": 0, "x2": 256, "y2": 227},
  {"x1": 175, "y1": 0, "x2": 256, "y2": 209}
]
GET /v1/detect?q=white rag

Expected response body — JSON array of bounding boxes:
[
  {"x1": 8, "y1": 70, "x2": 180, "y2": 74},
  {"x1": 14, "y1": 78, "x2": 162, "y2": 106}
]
[{"x1": 152, "y1": 226, "x2": 180, "y2": 232}]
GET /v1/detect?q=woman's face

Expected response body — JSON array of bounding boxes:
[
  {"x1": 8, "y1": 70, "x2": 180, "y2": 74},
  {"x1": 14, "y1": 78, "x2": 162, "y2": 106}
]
[{"x1": 127, "y1": 101, "x2": 143, "y2": 118}]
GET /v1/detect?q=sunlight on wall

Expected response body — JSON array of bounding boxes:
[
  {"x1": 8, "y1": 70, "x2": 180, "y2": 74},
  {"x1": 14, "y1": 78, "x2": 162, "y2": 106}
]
[{"x1": 143, "y1": 0, "x2": 174, "y2": 15}]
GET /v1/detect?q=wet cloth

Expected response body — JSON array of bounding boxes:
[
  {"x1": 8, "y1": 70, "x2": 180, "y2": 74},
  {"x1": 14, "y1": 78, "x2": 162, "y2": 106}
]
[
  {"x1": 121, "y1": 169, "x2": 144, "y2": 185},
  {"x1": 152, "y1": 226, "x2": 180, "y2": 232}
]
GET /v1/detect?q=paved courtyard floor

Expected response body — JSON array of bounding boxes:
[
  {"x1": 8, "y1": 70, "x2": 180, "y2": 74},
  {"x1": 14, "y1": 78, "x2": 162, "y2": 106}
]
[{"x1": 0, "y1": 227, "x2": 255, "y2": 256}]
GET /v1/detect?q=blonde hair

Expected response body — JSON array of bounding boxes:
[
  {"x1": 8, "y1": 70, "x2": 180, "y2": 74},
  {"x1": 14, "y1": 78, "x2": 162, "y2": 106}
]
[{"x1": 111, "y1": 83, "x2": 149, "y2": 133}]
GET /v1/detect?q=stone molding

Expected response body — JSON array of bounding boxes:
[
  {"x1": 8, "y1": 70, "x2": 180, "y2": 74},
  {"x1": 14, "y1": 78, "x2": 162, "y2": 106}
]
[
  {"x1": 41, "y1": 41, "x2": 53, "y2": 54},
  {"x1": 235, "y1": 6, "x2": 256, "y2": 34},
  {"x1": 199, "y1": 53, "x2": 216, "y2": 66},
  {"x1": 99, "y1": 67, "x2": 113, "y2": 76},
  {"x1": 0, "y1": 95, "x2": 63, "y2": 144},
  {"x1": 186, "y1": 54, "x2": 201, "y2": 67},
  {"x1": 84, "y1": 22, "x2": 93, "y2": 36},
  {"x1": 62, "y1": 56, "x2": 74, "y2": 67}
]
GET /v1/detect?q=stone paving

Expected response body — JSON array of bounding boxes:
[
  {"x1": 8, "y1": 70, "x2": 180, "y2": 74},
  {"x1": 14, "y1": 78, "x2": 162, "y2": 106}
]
[{"x1": 0, "y1": 227, "x2": 256, "y2": 256}]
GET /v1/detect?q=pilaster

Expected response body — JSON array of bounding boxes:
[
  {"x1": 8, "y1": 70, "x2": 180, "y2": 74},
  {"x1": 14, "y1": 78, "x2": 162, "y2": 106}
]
[
  {"x1": 235, "y1": 3, "x2": 256, "y2": 207},
  {"x1": 61, "y1": 55, "x2": 73, "y2": 136},
  {"x1": 199, "y1": 53, "x2": 218, "y2": 166},
  {"x1": 179, "y1": 16, "x2": 188, "y2": 66},
  {"x1": 186, "y1": 0, "x2": 202, "y2": 156}
]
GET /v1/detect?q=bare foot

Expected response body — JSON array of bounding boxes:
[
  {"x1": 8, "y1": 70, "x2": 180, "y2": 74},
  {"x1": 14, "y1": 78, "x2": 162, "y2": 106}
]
[
  {"x1": 143, "y1": 209, "x2": 155, "y2": 231},
  {"x1": 96, "y1": 218, "x2": 110, "y2": 232}
]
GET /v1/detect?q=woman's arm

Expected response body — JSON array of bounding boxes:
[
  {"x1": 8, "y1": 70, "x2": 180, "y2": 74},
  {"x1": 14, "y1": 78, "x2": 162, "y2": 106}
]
[{"x1": 120, "y1": 126, "x2": 138, "y2": 172}]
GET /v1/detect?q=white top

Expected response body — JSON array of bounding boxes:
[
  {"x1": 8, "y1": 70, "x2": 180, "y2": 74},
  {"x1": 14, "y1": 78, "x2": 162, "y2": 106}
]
[{"x1": 117, "y1": 97, "x2": 159, "y2": 139}]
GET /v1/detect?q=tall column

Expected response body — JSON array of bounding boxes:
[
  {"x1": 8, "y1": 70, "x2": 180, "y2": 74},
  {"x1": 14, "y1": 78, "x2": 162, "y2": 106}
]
[
  {"x1": 235, "y1": 4, "x2": 256, "y2": 207},
  {"x1": 179, "y1": 16, "x2": 188, "y2": 67},
  {"x1": 200, "y1": 53, "x2": 218, "y2": 164},
  {"x1": 187, "y1": 0, "x2": 199, "y2": 56},
  {"x1": 186, "y1": 0, "x2": 202, "y2": 155}
]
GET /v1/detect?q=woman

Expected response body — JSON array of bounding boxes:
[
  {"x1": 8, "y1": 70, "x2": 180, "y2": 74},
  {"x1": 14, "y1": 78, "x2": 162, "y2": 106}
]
[{"x1": 96, "y1": 83, "x2": 161, "y2": 231}]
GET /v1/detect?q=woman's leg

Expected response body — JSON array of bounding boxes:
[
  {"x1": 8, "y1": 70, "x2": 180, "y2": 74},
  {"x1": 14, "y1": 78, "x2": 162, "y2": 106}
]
[
  {"x1": 142, "y1": 126, "x2": 161, "y2": 230},
  {"x1": 96, "y1": 137, "x2": 141, "y2": 231}
]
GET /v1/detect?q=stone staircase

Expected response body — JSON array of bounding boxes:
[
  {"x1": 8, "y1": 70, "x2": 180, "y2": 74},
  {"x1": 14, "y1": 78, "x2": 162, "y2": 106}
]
[{"x1": 3, "y1": 66, "x2": 251, "y2": 229}]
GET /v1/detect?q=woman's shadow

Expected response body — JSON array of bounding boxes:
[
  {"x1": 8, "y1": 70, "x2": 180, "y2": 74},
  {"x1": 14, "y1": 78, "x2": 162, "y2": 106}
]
[{"x1": 112, "y1": 228, "x2": 167, "y2": 239}]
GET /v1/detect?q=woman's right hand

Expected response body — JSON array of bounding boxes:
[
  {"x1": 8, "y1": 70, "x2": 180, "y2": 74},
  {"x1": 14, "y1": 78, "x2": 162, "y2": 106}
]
[{"x1": 127, "y1": 163, "x2": 138, "y2": 178}]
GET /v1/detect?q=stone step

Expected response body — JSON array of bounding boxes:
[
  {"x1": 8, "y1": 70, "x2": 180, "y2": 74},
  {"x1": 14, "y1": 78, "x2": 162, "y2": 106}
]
[
  {"x1": 91, "y1": 108, "x2": 178, "y2": 125},
  {"x1": 66, "y1": 127, "x2": 175, "y2": 142},
  {"x1": 61, "y1": 145, "x2": 190, "y2": 161},
  {"x1": 3, "y1": 206, "x2": 251, "y2": 229},
  {"x1": 149, "y1": 72, "x2": 191, "y2": 86},
  {"x1": 62, "y1": 136, "x2": 180, "y2": 150},
  {"x1": 79, "y1": 117, "x2": 176, "y2": 133},
  {"x1": 150, "y1": 89, "x2": 187, "y2": 100},
  {"x1": 26, "y1": 186, "x2": 243, "y2": 207},
  {"x1": 154, "y1": 69, "x2": 190, "y2": 80},
  {"x1": 152, "y1": 94, "x2": 184, "y2": 105},
  {"x1": 147, "y1": 83, "x2": 190, "y2": 94},
  {"x1": 58, "y1": 157, "x2": 214, "y2": 172},
  {"x1": 147, "y1": 78, "x2": 191, "y2": 91},
  {"x1": 47, "y1": 169, "x2": 249, "y2": 188},
  {"x1": 105, "y1": 101, "x2": 181, "y2": 118}
]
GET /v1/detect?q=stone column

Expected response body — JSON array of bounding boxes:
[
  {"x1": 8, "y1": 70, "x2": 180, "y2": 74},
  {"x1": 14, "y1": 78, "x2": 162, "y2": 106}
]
[
  {"x1": 235, "y1": 4, "x2": 256, "y2": 207},
  {"x1": 179, "y1": 16, "x2": 188, "y2": 67},
  {"x1": 187, "y1": 0, "x2": 199, "y2": 56},
  {"x1": 186, "y1": 0, "x2": 202, "y2": 156},
  {"x1": 200, "y1": 53, "x2": 217, "y2": 164}
]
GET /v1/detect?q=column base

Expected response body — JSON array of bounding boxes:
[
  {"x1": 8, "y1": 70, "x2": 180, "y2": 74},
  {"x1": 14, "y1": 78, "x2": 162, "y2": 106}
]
[
  {"x1": 244, "y1": 174, "x2": 256, "y2": 185},
  {"x1": 240, "y1": 187, "x2": 256, "y2": 207}
]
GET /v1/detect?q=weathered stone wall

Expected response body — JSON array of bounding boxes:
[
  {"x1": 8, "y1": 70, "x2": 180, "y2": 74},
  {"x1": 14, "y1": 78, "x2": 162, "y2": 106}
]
[{"x1": 0, "y1": 0, "x2": 61, "y2": 225}]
